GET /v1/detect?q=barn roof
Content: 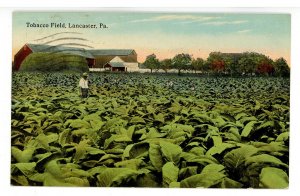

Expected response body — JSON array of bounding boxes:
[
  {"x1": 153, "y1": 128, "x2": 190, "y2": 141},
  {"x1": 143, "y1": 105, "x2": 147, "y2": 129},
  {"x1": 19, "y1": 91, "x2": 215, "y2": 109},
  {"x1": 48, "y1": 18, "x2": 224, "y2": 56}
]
[
  {"x1": 26, "y1": 44, "x2": 94, "y2": 59},
  {"x1": 88, "y1": 49, "x2": 135, "y2": 56}
]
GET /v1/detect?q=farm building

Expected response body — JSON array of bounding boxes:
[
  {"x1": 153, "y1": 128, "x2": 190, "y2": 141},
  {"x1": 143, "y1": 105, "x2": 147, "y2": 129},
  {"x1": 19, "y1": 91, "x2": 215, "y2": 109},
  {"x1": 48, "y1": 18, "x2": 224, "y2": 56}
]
[
  {"x1": 103, "y1": 56, "x2": 140, "y2": 72},
  {"x1": 13, "y1": 43, "x2": 139, "y2": 72},
  {"x1": 13, "y1": 44, "x2": 95, "y2": 71},
  {"x1": 88, "y1": 49, "x2": 139, "y2": 72}
]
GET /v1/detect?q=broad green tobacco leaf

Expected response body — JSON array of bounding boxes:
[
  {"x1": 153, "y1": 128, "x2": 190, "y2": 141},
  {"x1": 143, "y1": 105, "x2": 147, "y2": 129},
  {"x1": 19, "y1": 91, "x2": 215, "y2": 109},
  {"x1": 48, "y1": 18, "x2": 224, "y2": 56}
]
[
  {"x1": 85, "y1": 146, "x2": 106, "y2": 155},
  {"x1": 64, "y1": 119, "x2": 91, "y2": 129},
  {"x1": 90, "y1": 119, "x2": 105, "y2": 131},
  {"x1": 127, "y1": 125, "x2": 136, "y2": 140},
  {"x1": 179, "y1": 166, "x2": 198, "y2": 180},
  {"x1": 181, "y1": 152, "x2": 219, "y2": 165},
  {"x1": 135, "y1": 128, "x2": 147, "y2": 135},
  {"x1": 35, "y1": 133, "x2": 59, "y2": 150},
  {"x1": 88, "y1": 166, "x2": 107, "y2": 176},
  {"x1": 99, "y1": 154, "x2": 120, "y2": 162},
  {"x1": 240, "y1": 116, "x2": 258, "y2": 125},
  {"x1": 11, "y1": 146, "x2": 35, "y2": 163},
  {"x1": 221, "y1": 177, "x2": 244, "y2": 188},
  {"x1": 160, "y1": 141, "x2": 182, "y2": 164},
  {"x1": 245, "y1": 154, "x2": 288, "y2": 168},
  {"x1": 62, "y1": 176, "x2": 90, "y2": 186},
  {"x1": 72, "y1": 128, "x2": 90, "y2": 136},
  {"x1": 195, "y1": 124, "x2": 219, "y2": 135},
  {"x1": 161, "y1": 123, "x2": 194, "y2": 134},
  {"x1": 82, "y1": 160, "x2": 99, "y2": 168},
  {"x1": 162, "y1": 162, "x2": 179, "y2": 187},
  {"x1": 206, "y1": 143, "x2": 236, "y2": 156},
  {"x1": 61, "y1": 166, "x2": 90, "y2": 178},
  {"x1": 127, "y1": 142, "x2": 149, "y2": 159},
  {"x1": 122, "y1": 144, "x2": 135, "y2": 160},
  {"x1": 115, "y1": 128, "x2": 133, "y2": 141},
  {"x1": 114, "y1": 159, "x2": 144, "y2": 170},
  {"x1": 211, "y1": 116, "x2": 226, "y2": 128},
  {"x1": 170, "y1": 134, "x2": 186, "y2": 145},
  {"x1": 256, "y1": 121, "x2": 274, "y2": 130},
  {"x1": 73, "y1": 140, "x2": 90, "y2": 163},
  {"x1": 146, "y1": 105, "x2": 156, "y2": 114},
  {"x1": 224, "y1": 145, "x2": 258, "y2": 170},
  {"x1": 168, "y1": 102, "x2": 182, "y2": 113},
  {"x1": 103, "y1": 117, "x2": 127, "y2": 130},
  {"x1": 212, "y1": 135, "x2": 222, "y2": 146},
  {"x1": 11, "y1": 175, "x2": 29, "y2": 186},
  {"x1": 180, "y1": 172, "x2": 225, "y2": 188},
  {"x1": 276, "y1": 132, "x2": 289, "y2": 142},
  {"x1": 235, "y1": 113, "x2": 248, "y2": 121},
  {"x1": 181, "y1": 107, "x2": 190, "y2": 116},
  {"x1": 136, "y1": 173, "x2": 161, "y2": 187},
  {"x1": 104, "y1": 134, "x2": 131, "y2": 149},
  {"x1": 273, "y1": 104, "x2": 289, "y2": 111},
  {"x1": 154, "y1": 113, "x2": 165, "y2": 123},
  {"x1": 140, "y1": 128, "x2": 167, "y2": 140},
  {"x1": 186, "y1": 142, "x2": 200, "y2": 148},
  {"x1": 172, "y1": 116, "x2": 182, "y2": 123},
  {"x1": 149, "y1": 144, "x2": 164, "y2": 172},
  {"x1": 105, "y1": 148, "x2": 124, "y2": 154},
  {"x1": 180, "y1": 152, "x2": 198, "y2": 161},
  {"x1": 241, "y1": 121, "x2": 258, "y2": 137},
  {"x1": 169, "y1": 132, "x2": 187, "y2": 141},
  {"x1": 45, "y1": 160, "x2": 62, "y2": 177},
  {"x1": 191, "y1": 112, "x2": 212, "y2": 123},
  {"x1": 34, "y1": 159, "x2": 90, "y2": 186},
  {"x1": 96, "y1": 168, "x2": 147, "y2": 187},
  {"x1": 44, "y1": 123, "x2": 62, "y2": 133},
  {"x1": 83, "y1": 113, "x2": 102, "y2": 122},
  {"x1": 257, "y1": 142, "x2": 288, "y2": 153},
  {"x1": 201, "y1": 164, "x2": 225, "y2": 174},
  {"x1": 43, "y1": 173, "x2": 89, "y2": 186},
  {"x1": 35, "y1": 152, "x2": 60, "y2": 172},
  {"x1": 130, "y1": 116, "x2": 146, "y2": 124},
  {"x1": 259, "y1": 167, "x2": 288, "y2": 188},
  {"x1": 26, "y1": 114, "x2": 47, "y2": 127},
  {"x1": 189, "y1": 147, "x2": 206, "y2": 156},
  {"x1": 114, "y1": 105, "x2": 129, "y2": 116},
  {"x1": 224, "y1": 127, "x2": 241, "y2": 142},
  {"x1": 169, "y1": 181, "x2": 181, "y2": 188},
  {"x1": 12, "y1": 162, "x2": 36, "y2": 177}
]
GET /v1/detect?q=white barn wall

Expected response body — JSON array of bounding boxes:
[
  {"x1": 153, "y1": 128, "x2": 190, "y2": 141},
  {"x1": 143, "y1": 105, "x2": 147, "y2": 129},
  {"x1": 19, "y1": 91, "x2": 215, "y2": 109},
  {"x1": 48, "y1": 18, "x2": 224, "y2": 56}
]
[{"x1": 110, "y1": 56, "x2": 125, "y2": 63}]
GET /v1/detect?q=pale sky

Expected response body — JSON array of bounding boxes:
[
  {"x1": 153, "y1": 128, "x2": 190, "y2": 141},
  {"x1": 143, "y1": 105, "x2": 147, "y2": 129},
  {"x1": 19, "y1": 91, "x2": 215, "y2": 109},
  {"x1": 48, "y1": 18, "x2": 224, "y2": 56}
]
[{"x1": 13, "y1": 12, "x2": 291, "y2": 64}]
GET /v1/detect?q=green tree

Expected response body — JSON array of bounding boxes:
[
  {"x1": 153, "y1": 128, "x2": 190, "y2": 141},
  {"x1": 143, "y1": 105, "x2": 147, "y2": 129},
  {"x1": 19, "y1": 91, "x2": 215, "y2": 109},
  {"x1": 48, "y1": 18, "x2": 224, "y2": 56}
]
[
  {"x1": 237, "y1": 52, "x2": 264, "y2": 75},
  {"x1": 172, "y1": 53, "x2": 192, "y2": 75},
  {"x1": 256, "y1": 56, "x2": 274, "y2": 76},
  {"x1": 202, "y1": 60, "x2": 211, "y2": 75},
  {"x1": 160, "y1": 59, "x2": 172, "y2": 73},
  {"x1": 143, "y1": 54, "x2": 160, "y2": 73},
  {"x1": 206, "y1": 52, "x2": 225, "y2": 74},
  {"x1": 223, "y1": 55, "x2": 235, "y2": 76},
  {"x1": 273, "y1": 57, "x2": 290, "y2": 77},
  {"x1": 191, "y1": 58, "x2": 205, "y2": 73},
  {"x1": 237, "y1": 54, "x2": 256, "y2": 75}
]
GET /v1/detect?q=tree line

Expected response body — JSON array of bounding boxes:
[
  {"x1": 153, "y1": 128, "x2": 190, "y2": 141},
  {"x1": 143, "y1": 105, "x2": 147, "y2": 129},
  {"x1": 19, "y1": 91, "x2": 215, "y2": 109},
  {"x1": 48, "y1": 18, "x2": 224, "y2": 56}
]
[{"x1": 142, "y1": 52, "x2": 290, "y2": 76}]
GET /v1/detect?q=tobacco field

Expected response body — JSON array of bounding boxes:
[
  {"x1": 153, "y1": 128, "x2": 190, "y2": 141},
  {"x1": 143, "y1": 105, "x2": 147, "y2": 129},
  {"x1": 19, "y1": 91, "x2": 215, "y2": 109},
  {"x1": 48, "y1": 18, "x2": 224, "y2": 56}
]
[{"x1": 11, "y1": 72, "x2": 290, "y2": 188}]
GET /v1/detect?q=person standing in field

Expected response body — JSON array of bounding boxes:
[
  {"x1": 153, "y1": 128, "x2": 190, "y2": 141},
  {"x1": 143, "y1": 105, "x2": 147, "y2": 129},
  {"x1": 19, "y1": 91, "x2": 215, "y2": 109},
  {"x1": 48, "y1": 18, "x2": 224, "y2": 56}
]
[{"x1": 79, "y1": 72, "x2": 89, "y2": 98}]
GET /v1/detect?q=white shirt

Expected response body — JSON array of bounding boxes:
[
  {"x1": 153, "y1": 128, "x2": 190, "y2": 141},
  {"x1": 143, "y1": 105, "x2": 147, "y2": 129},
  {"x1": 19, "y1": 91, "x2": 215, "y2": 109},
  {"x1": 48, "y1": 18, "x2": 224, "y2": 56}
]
[{"x1": 79, "y1": 78, "x2": 88, "y2": 88}]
